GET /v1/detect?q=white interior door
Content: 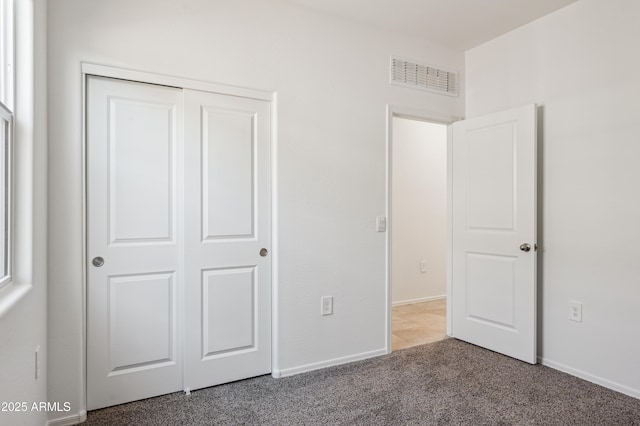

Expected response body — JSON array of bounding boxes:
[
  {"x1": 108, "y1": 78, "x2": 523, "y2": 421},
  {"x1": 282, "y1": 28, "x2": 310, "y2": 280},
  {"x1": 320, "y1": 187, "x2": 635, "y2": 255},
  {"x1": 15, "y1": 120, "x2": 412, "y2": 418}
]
[
  {"x1": 183, "y1": 89, "x2": 272, "y2": 391},
  {"x1": 451, "y1": 104, "x2": 537, "y2": 364},
  {"x1": 86, "y1": 76, "x2": 184, "y2": 409}
]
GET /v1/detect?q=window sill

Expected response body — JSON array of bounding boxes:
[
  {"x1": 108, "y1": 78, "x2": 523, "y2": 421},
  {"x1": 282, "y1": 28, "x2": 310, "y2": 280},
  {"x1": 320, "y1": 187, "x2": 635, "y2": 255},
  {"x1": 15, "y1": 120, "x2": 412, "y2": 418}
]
[{"x1": 0, "y1": 282, "x2": 32, "y2": 319}]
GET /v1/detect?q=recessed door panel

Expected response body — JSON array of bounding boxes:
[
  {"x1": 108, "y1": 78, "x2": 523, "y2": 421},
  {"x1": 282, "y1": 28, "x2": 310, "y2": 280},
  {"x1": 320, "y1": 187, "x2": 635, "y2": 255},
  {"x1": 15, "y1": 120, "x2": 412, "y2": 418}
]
[
  {"x1": 202, "y1": 267, "x2": 256, "y2": 358},
  {"x1": 466, "y1": 123, "x2": 515, "y2": 231},
  {"x1": 109, "y1": 98, "x2": 176, "y2": 244},
  {"x1": 109, "y1": 273, "x2": 175, "y2": 372},
  {"x1": 202, "y1": 108, "x2": 255, "y2": 240}
]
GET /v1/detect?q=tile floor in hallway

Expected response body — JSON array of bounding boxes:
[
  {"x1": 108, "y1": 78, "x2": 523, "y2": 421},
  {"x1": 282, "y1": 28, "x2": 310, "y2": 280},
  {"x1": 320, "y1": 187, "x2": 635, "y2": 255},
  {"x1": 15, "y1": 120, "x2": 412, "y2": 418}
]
[{"x1": 392, "y1": 298, "x2": 447, "y2": 351}]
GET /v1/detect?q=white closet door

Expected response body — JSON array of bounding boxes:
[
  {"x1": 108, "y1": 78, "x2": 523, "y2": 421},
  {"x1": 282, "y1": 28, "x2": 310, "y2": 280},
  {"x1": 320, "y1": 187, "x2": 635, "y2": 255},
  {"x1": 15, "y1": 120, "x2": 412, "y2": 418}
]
[
  {"x1": 451, "y1": 104, "x2": 537, "y2": 364},
  {"x1": 183, "y1": 89, "x2": 272, "y2": 391},
  {"x1": 86, "y1": 76, "x2": 184, "y2": 410}
]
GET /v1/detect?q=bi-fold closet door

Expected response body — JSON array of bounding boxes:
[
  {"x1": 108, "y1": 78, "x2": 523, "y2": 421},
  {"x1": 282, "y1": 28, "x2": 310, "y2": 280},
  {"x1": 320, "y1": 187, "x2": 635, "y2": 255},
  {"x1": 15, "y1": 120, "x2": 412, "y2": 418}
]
[{"x1": 86, "y1": 75, "x2": 272, "y2": 410}]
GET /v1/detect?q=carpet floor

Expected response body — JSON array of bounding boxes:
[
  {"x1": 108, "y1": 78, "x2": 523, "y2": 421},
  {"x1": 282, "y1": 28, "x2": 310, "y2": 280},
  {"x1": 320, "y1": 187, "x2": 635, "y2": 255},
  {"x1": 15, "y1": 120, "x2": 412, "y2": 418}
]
[{"x1": 85, "y1": 339, "x2": 640, "y2": 425}]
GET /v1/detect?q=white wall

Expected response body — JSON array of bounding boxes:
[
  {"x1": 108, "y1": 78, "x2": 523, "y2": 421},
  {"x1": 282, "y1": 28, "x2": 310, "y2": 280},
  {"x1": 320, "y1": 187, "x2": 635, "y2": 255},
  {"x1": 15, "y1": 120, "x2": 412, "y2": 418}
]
[
  {"x1": 391, "y1": 118, "x2": 447, "y2": 304},
  {"x1": 466, "y1": 0, "x2": 640, "y2": 397},
  {"x1": 46, "y1": 0, "x2": 464, "y2": 420},
  {"x1": 0, "y1": 0, "x2": 48, "y2": 425}
]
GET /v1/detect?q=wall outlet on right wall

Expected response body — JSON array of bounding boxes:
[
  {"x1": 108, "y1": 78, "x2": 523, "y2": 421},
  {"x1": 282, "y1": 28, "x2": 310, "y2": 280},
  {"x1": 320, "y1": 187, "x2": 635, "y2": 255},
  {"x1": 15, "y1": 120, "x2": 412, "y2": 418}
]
[
  {"x1": 568, "y1": 301, "x2": 582, "y2": 322},
  {"x1": 321, "y1": 296, "x2": 333, "y2": 316}
]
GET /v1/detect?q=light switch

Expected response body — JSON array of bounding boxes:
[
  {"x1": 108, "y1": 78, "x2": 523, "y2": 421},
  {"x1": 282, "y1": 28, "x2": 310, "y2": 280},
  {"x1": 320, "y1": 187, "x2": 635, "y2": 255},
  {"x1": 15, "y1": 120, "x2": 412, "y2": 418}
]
[{"x1": 376, "y1": 216, "x2": 387, "y2": 232}]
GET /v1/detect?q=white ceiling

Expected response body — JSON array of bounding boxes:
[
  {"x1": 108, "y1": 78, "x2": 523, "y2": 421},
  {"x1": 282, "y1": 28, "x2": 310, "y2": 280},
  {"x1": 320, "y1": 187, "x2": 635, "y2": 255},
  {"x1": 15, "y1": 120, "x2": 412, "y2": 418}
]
[{"x1": 285, "y1": 0, "x2": 578, "y2": 51}]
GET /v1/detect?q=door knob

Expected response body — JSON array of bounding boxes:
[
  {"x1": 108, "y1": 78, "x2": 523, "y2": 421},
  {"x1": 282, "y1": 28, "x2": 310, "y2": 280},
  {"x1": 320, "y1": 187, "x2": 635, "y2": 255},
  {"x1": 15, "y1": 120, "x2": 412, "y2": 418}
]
[
  {"x1": 519, "y1": 244, "x2": 531, "y2": 252},
  {"x1": 259, "y1": 248, "x2": 268, "y2": 257},
  {"x1": 92, "y1": 257, "x2": 105, "y2": 267}
]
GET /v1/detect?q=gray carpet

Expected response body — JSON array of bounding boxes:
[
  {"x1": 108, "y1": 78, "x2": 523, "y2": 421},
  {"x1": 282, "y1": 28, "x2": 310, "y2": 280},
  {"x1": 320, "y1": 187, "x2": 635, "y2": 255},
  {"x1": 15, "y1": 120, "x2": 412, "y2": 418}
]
[{"x1": 85, "y1": 339, "x2": 640, "y2": 425}]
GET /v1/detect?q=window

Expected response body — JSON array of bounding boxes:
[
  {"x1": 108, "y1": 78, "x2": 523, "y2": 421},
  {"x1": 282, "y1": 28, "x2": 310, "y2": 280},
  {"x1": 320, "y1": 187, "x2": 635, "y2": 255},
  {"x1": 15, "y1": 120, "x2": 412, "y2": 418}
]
[
  {"x1": 0, "y1": 0, "x2": 13, "y2": 109},
  {"x1": 0, "y1": 0, "x2": 12, "y2": 290},
  {"x1": 0, "y1": 103, "x2": 10, "y2": 288}
]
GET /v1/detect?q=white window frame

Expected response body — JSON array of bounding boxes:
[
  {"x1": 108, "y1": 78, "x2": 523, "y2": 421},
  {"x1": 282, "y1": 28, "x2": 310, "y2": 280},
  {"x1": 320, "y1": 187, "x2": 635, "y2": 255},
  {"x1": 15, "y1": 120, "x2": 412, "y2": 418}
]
[
  {"x1": 0, "y1": 0, "x2": 13, "y2": 111},
  {"x1": 0, "y1": 0, "x2": 14, "y2": 292},
  {"x1": 0, "y1": 103, "x2": 11, "y2": 289}
]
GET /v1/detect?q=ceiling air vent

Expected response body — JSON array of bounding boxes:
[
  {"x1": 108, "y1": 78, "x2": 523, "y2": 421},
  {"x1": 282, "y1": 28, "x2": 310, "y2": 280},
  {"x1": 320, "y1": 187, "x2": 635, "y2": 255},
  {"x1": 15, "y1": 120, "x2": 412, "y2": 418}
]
[{"x1": 390, "y1": 56, "x2": 458, "y2": 96}]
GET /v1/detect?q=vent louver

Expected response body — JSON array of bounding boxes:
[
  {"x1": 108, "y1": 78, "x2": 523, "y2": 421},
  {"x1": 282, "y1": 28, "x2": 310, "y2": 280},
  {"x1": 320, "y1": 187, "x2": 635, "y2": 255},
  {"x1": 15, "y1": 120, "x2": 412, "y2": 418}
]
[{"x1": 390, "y1": 56, "x2": 458, "y2": 96}]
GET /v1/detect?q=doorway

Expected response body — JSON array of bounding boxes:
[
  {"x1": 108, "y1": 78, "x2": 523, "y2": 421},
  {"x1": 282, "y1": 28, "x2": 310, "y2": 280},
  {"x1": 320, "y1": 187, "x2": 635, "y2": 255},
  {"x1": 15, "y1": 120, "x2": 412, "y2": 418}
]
[
  {"x1": 386, "y1": 104, "x2": 538, "y2": 361},
  {"x1": 389, "y1": 115, "x2": 448, "y2": 351}
]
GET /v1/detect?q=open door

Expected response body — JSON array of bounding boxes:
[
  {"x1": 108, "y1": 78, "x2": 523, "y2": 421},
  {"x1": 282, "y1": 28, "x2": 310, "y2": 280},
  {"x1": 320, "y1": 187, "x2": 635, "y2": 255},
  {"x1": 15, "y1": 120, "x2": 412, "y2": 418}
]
[{"x1": 451, "y1": 104, "x2": 537, "y2": 364}]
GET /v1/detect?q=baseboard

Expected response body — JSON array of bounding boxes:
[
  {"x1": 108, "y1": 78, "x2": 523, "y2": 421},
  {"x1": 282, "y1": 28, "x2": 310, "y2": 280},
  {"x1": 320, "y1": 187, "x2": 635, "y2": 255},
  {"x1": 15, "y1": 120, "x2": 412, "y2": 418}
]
[
  {"x1": 392, "y1": 295, "x2": 445, "y2": 307},
  {"x1": 538, "y1": 356, "x2": 640, "y2": 400},
  {"x1": 46, "y1": 410, "x2": 87, "y2": 426},
  {"x1": 273, "y1": 348, "x2": 387, "y2": 378}
]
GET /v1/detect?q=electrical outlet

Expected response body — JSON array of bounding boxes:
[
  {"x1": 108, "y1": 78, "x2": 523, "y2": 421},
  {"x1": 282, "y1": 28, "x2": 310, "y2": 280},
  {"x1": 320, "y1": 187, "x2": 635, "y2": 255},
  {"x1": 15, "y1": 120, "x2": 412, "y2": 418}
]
[
  {"x1": 420, "y1": 260, "x2": 427, "y2": 273},
  {"x1": 321, "y1": 296, "x2": 333, "y2": 316},
  {"x1": 568, "y1": 301, "x2": 582, "y2": 322}
]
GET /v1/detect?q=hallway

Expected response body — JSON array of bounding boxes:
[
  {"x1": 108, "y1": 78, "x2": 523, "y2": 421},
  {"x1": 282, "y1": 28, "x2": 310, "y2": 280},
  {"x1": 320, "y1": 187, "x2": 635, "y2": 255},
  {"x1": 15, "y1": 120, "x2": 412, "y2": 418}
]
[{"x1": 392, "y1": 299, "x2": 447, "y2": 350}]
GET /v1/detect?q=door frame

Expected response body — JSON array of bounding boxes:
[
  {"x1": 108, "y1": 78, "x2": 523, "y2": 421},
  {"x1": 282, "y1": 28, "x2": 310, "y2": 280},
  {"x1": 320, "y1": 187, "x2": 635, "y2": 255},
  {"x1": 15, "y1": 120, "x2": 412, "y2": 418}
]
[
  {"x1": 385, "y1": 105, "x2": 461, "y2": 353},
  {"x1": 80, "y1": 63, "x2": 279, "y2": 408}
]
